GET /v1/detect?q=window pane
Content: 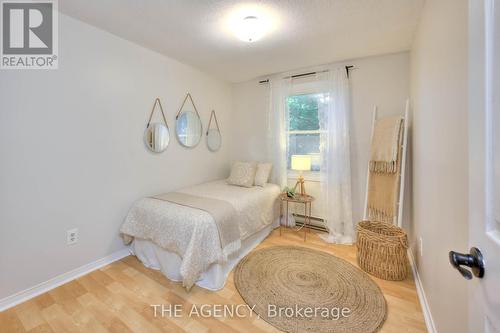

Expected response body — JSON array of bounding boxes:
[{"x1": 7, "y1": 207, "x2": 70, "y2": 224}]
[
  {"x1": 288, "y1": 133, "x2": 321, "y2": 171},
  {"x1": 287, "y1": 94, "x2": 321, "y2": 131}
]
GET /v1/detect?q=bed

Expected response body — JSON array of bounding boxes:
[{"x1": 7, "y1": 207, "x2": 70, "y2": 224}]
[{"x1": 120, "y1": 179, "x2": 280, "y2": 290}]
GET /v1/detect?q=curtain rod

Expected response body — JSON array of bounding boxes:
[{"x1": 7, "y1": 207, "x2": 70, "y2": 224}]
[{"x1": 258, "y1": 65, "x2": 355, "y2": 84}]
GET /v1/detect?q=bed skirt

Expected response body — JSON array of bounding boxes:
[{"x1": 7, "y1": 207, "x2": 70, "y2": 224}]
[{"x1": 129, "y1": 218, "x2": 279, "y2": 291}]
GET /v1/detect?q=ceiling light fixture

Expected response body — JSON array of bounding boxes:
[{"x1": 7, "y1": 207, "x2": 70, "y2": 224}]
[
  {"x1": 234, "y1": 15, "x2": 265, "y2": 42},
  {"x1": 223, "y1": 4, "x2": 279, "y2": 43}
]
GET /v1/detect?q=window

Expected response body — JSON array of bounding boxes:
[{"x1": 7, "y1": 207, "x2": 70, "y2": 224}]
[{"x1": 286, "y1": 93, "x2": 328, "y2": 171}]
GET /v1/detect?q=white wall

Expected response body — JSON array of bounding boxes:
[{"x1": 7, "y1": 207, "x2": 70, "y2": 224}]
[
  {"x1": 410, "y1": 0, "x2": 469, "y2": 332},
  {"x1": 231, "y1": 52, "x2": 410, "y2": 222},
  {"x1": 0, "y1": 14, "x2": 232, "y2": 300}
]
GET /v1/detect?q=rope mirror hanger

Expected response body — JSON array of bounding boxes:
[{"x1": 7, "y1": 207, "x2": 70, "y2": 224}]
[
  {"x1": 146, "y1": 98, "x2": 169, "y2": 129},
  {"x1": 206, "y1": 109, "x2": 222, "y2": 152},
  {"x1": 206, "y1": 110, "x2": 221, "y2": 135},
  {"x1": 176, "y1": 93, "x2": 201, "y2": 120}
]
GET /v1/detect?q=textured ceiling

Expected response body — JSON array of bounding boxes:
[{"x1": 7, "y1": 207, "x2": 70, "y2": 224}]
[{"x1": 59, "y1": 0, "x2": 424, "y2": 82}]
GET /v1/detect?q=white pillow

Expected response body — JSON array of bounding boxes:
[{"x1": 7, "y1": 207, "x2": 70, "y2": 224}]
[
  {"x1": 227, "y1": 161, "x2": 257, "y2": 188},
  {"x1": 254, "y1": 163, "x2": 273, "y2": 187}
]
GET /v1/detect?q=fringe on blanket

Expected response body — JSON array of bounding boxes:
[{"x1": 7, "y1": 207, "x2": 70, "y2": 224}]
[
  {"x1": 369, "y1": 116, "x2": 403, "y2": 174},
  {"x1": 368, "y1": 206, "x2": 396, "y2": 224},
  {"x1": 369, "y1": 160, "x2": 398, "y2": 174}
]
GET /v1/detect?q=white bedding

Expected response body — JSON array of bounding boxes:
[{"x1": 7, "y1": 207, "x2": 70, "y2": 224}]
[
  {"x1": 131, "y1": 220, "x2": 279, "y2": 291},
  {"x1": 120, "y1": 180, "x2": 280, "y2": 289}
]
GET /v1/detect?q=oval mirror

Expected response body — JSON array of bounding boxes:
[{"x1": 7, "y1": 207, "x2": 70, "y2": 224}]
[
  {"x1": 176, "y1": 93, "x2": 202, "y2": 148},
  {"x1": 207, "y1": 128, "x2": 221, "y2": 152},
  {"x1": 144, "y1": 122, "x2": 170, "y2": 153}
]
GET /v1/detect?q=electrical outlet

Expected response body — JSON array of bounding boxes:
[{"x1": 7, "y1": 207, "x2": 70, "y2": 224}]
[
  {"x1": 419, "y1": 237, "x2": 423, "y2": 257},
  {"x1": 67, "y1": 228, "x2": 78, "y2": 245}
]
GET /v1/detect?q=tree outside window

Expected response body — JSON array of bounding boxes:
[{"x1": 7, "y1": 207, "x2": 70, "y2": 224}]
[{"x1": 286, "y1": 93, "x2": 327, "y2": 171}]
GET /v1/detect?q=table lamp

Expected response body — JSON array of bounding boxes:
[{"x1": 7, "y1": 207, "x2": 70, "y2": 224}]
[{"x1": 291, "y1": 155, "x2": 311, "y2": 196}]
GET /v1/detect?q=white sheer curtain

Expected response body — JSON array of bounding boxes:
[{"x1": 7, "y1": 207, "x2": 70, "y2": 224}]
[
  {"x1": 267, "y1": 77, "x2": 291, "y2": 188},
  {"x1": 318, "y1": 68, "x2": 354, "y2": 244},
  {"x1": 267, "y1": 69, "x2": 353, "y2": 243}
]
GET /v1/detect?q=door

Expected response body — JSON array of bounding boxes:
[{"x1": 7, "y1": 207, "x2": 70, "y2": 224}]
[{"x1": 467, "y1": 0, "x2": 500, "y2": 331}]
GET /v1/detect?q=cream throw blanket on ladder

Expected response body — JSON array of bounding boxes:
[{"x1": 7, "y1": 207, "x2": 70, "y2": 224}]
[
  {"x1": 367, "y1": 116, "x2": 403, "y2": 223},
  {"x1": 369, "y1": 116, "x2": 403, "y2": 173}
]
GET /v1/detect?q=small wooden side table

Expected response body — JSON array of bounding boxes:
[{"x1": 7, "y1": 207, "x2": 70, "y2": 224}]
[{"x1": 279, "y1": 193, "x2": 315, "y2": 241}]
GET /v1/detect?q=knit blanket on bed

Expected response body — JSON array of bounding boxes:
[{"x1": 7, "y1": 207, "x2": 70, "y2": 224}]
[{"x1": 151, "y1": 192, "x2": 240, "y2": 257}]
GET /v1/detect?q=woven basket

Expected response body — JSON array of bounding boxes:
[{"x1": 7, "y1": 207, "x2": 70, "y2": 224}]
[{"x1": 356, "y1": 220, "x2": 409, "y2": 281}]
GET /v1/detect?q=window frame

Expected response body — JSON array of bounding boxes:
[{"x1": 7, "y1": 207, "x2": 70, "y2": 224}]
[{"x1": 285, "y1": 88, "x2": 327, "y2": 180}]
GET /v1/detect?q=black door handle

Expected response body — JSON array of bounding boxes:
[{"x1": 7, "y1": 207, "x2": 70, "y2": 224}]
[{"x1": 449, "y1": 247, "x2": 485, "y2": 280}]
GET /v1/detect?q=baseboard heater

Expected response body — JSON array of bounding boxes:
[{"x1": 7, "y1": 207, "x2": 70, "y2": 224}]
[{"x1": 292, "y1": 214, "x2": 328, "y2": 233}]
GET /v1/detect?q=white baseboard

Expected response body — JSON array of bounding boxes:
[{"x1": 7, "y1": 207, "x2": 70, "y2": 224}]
[
  {"x1": 0, "y1": 248, "x2": 130, "y2": 312},
  {"x1": 408, "y1": 249, "x2": 437, "y2": 333}
]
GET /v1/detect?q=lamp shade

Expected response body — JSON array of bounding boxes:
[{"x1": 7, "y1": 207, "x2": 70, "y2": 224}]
[{"x1": 291, "y1": 155, "x2": 312, "y2": 171}]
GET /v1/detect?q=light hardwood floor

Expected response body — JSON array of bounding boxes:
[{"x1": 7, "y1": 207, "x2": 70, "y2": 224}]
[{"x1": 0, "y1": 229, "x2": 427, "y2": 333}]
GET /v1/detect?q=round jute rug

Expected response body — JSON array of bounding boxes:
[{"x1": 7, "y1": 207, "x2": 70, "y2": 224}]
[{"x1": 234, "y1": 246, "x2": 387, "y2": 333}]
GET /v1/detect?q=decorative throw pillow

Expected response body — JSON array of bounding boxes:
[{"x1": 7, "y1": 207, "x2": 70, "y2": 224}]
[
  {"x1": 254, "y1": 163, "x2": 273, "y2": 187},
  {"x1": 227, "y1": 161, "x2": 257, "y2": 188}
]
